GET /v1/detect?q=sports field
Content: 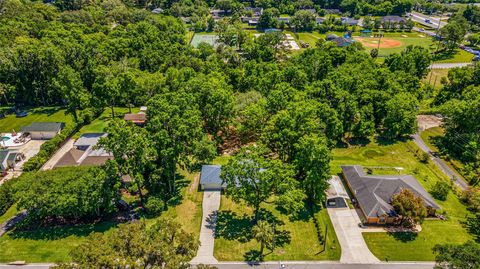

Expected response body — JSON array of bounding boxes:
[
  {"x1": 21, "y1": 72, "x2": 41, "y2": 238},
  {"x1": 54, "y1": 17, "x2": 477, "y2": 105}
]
[
  {"x1": 190, "y1": 33, "x2": 219, "y2": 48},
  {"x1": 354, "y1": 32, "x2": 435, "y2": 57}
]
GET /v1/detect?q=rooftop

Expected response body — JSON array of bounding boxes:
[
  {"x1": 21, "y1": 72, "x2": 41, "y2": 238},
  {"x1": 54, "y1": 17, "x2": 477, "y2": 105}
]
[
  {"x1": 74, "y1": 133, "x2": 107, "y2": 147},
  {"x1": 200, "y1": 165, "x2": 225, "y2": 187},
  {"x1": 342, "y1": 165, "x2": 440, "y2": 218},
  {"x1": 21, "y1": 122, "x2": 64, "y2": 133}
]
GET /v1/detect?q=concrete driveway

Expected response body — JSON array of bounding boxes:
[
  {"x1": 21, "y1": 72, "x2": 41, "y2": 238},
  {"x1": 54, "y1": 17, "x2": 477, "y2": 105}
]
[
  {"x1": 41, "y1": 139, "x2": 74, "y2": 171},
  {"x1": 191, "y1": 190, "x2": 221, "y2": 264},
  {"x1": 328, "y1": 208, "x2": 380, "y2": 264}
]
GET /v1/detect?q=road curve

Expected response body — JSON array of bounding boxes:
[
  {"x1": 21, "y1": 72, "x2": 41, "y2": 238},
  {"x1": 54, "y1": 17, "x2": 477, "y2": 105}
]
[{"x1": 412, "y1": 133, "x2": 469, "y2": 190}]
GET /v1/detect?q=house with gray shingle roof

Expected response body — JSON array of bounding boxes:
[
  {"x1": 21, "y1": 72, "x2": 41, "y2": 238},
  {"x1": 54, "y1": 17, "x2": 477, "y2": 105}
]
[
  {"x1": 341, "y1": 165, "x2": 440, "y2": 225},
  {"x1": 21, "y1": 122, "x2": 64, "y2": 140}
]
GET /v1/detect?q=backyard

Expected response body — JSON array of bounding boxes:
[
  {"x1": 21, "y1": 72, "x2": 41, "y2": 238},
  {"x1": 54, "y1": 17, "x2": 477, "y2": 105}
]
[
  {"x1": 0, "y1": 107, "x2": 73, "y2": 133},
  {"x1": 74, "y1": 107, "x2": 139, "y2": 138},
  {"x1": 331, "y1": 139, "x2": 473, "y2": 261}
]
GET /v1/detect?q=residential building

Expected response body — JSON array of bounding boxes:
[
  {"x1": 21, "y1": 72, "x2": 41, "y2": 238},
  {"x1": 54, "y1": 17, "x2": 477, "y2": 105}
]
[
  {"x1": 55, "y1": 133, "x2": 113, "y2": 167},
  {"x1": 0, "y1": 149, "x2": 24, "y2": 173},
  {"x1": 199, "y1": 165, "x2": 225, "y2": 190},
  {"x1": 20, "y1": 122, "x2": 64, "y2": 140},
  {"x1": 341, "y1": 165, "x2": 440, "y2": 225},
  {"x1": 124, "y1": 113, "x2": 147, "y2": 126}
]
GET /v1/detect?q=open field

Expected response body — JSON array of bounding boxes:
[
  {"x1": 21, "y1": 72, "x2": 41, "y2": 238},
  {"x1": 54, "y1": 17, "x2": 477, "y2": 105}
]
[
  {"x1": 435, "y1": 49, "x2": 474, "y2": 63},
  {"x1": 0, "y1": 107, "x2": 73, "y2": 133},
  {"x1": 213, "y1": 196, "x2": 341, "y2": 261},
  {"x1": 0, "y1": 168, "x2": 202, "y2": 263},
  {"x1": 331, "y1": 140, "x2": 473, "y2": 261}
]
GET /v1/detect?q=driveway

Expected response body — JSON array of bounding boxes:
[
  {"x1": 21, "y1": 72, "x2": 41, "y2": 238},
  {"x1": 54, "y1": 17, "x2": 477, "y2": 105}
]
[
  {"x1": 328, "y1": 208, "x2": 380, "y2": 264},
  {"x1": 41, "y1": 139, "x2": 74, "y2": 171},
  {"x1": 429, "y1": 63, "x2": 472, "y2": 69},
  {"x1": 191, "y1": 190, "x2": 221, "y2": 264}
]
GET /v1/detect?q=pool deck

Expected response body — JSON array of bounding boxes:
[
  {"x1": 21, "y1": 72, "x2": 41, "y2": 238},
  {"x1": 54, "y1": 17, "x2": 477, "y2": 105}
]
[{"x1": 0, "y1": 133, "x2": 30, "y2": 148}]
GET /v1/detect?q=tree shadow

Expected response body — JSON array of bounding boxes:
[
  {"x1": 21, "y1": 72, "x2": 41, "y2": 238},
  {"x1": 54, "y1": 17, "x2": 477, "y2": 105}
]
[
  {"x1": 166, "y1": 173, "x2": 191, "y2": 207},
  {"x1": 214, "y1": 210, "x2": 253, "y2": 242},
  {"x1": 375, "y1": 136, "x2": 410, "y2": 146},
  {"x1": 29, "y1": 107, "x2": 63, "y2": 116},
  {"x1": 9, "y1": 221, "x2": 118, "y2": 241},
  {"x1": 346, "y1": 137, "x2": 371, "y2": 146},
  {"x1": 388, "y1": 231, "x2": 418, "y2": 242}
]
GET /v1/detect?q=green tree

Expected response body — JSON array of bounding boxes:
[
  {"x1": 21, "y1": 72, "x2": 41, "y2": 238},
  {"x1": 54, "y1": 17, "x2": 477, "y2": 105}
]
[
  {"x1": 53, "y1": 219, "x2": 198, "y2": 269},
  {"x1": 257, "y1": 8, "x2": 279, "y2": 29},
  {"x1": 430, "y1": 181, "x2": 451, "y2": 201},
  {"x1": 290, "y1": 10, "x2": 316, "y2": 31},
  {"x1": 293, "y1": 134, "x2": 331, "y2": 204},
  {"x1": 383, "y1": 93, "x2": 418, "y2": 139},
  {"x1": 55, "y1": 66, "x2": 90, "y2": 122},
  {"x1": 433, "y1": 241, "x2": 480, "y2": 269},
  {"x1": 252, "y1": 220, "x2": 274, "y2": 257},
  {"x1": 439, "y1": 18, "x2": 468, "y2": 51},
  {"x1": 221, "y1": 145, "x2": 303, "y2": 220},
  {"x1": 391, "y1": 189, "x2": 427, "y2": 228},
  {"x1": 99, "y1": 119, "x2": 155, "y2": 205}
]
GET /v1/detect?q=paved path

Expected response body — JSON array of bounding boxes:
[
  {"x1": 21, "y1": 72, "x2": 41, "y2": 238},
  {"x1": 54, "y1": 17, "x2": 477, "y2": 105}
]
[
  {"x1": 40, "y1": 139, "x2": 74, "y2": 171},
  {"x1": 429, "y1": 63, "x2": 472, "y2": 69},
  {"x1": 412, "y1": 133, "x2": 468, "y2": 190},
  {"x1": 191, "y1": 190, "x2": 221, "y2": 264},
  {"x1": 327, "y1": 208, "x2": 380, "y2": 264}
]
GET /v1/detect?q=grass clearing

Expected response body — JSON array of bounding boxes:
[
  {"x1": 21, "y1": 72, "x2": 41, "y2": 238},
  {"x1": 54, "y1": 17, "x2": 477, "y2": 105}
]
[
  {"x1": 331, "y1": 139, "x2": 472, "y2": 261},
  {"x1": 74, "y1": 107, "x2": 138, "y2": 138},
  {"x1": 436, "y1": 49, "x2": 474, "y2": 63},
  {"x1": 0, "y1": 205, "x2": 19, "y2": 225},
  {"x1": 213, "y1": 196, "x2": 341, "y2": 261},
  {"x1": 0, "y1": 107, "x2": 73, "y2": 133}
]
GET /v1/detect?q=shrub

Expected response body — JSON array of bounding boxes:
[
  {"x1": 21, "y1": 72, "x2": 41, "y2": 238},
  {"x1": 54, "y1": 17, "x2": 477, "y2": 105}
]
[
  {"x1": 419, "y1": 152, "x2": 430, "y2": 163},
  {"x1": 462, "y1": 187, "x2": 480, "y2": 212},
  {"x1": 145, "y1": 196, "x2": 165, "y2": 215},
  {"x1": 430, "y1": 181, "x2": 451, "y2": 201},
  {"x1": 0, "y1": 180, "x2": 16, "y2": 216}
]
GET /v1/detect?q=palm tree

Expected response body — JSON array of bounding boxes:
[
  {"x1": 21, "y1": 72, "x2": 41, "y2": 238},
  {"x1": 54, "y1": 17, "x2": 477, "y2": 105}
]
[{"x1": 252, "y1": 220, "x2": 274, "y2": 256}]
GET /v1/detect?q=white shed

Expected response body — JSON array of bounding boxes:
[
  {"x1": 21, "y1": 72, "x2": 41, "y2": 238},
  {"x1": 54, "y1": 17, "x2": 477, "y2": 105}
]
[{"x1": 21, "y1": 122, "x2": 64, "y2": 140}]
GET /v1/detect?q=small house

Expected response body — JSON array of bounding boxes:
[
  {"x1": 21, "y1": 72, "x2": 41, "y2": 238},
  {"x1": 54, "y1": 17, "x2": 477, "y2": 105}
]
[
  {"x1": 341, "y1": 17, "x2": 359, "y2": 26},
  {"x1": 381, "y1": 15, "x2": 406, "y2": 24},
  {"x1": 245, "y1": 7, "x2": 263, "y2": 17},
  {"x1": 316, "y1": 17, "x2": 325, "y2": 25},
  {"x1": 55, "y1": 133, "x2": 112, "y2": 168},
  {"x1": 21, "y1": 122, "x2": 64, "y2": 140},
  {"x1": 199, "y1": 165, "x2": 226, "y2": 190},
  {"x1": 124, "y1": 113, "x2": 147, "y2": 126}
]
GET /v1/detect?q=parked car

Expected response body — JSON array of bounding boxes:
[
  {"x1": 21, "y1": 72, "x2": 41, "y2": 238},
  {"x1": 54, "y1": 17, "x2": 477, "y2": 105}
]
[{"x1": 15, "y1": 111, "x2": 28, "y2": 118}]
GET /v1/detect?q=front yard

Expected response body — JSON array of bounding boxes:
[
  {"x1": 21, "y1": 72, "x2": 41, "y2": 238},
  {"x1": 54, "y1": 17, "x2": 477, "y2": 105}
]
[
  {"x1": 213, "y1": 196, "x2": 341, "y2": 261},
  {"x1": 331, "y1": 139, "x2": 473, "y2": 261}
]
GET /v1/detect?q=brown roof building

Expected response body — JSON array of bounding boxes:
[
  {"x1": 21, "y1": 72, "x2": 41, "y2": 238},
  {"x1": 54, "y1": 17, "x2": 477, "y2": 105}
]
[
  {"x1": 55, "y1": 133, "x2": 113, "y2": 168},
  {"x1": 124, "y1": 113, "x2": 147, "y2": 125}
]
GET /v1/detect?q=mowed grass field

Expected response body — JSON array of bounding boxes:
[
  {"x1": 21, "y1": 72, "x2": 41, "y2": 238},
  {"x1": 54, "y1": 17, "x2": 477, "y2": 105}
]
[
  {"x1": 0, "y1": 107, "x2": 73, "y2": 133},
  {"x1": 213, "y1": 196, "x2": 341, "y2": 261},
  {"x1": 74, "y1": 107, "x2": 139, "y2": 138},
  {"x1": 0, "y1": 168, "x2": 203, "y2": 263},
  {"x1": 331, "y1": 140, "x2": 473, "y2": 261}
]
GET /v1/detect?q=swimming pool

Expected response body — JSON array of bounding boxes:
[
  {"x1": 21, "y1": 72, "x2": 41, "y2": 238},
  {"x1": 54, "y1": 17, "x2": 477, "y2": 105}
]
[{"x1": 1, "y1": 136, "x2": 10, "y2": 141}]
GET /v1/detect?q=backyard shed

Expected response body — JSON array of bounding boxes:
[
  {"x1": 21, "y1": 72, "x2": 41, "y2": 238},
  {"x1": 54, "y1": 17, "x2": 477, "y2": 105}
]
[
  {"x1": 21, "y1": 122, "x2": 64, "y2": 140},
  {"x1": 199, "y1": 165, "x2": 226, "y2": 190}
]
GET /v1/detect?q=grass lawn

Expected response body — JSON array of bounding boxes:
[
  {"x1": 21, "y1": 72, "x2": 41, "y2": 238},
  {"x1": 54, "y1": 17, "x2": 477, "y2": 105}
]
[
  {"x1": 331, "y1": 139, "x2": 473, "y2": 261},
  {"x1": 423, "y1": 69, "x2": 449, "y2": 90},
  {"x1": 213, "y1": 196, "x2": 341, "y2": 261},
  {"x1": 74, "y1": 107, "x2": 138, "y2": 138},
  {"x1": 435, "y1": 49, "x2": 474, "y2": 63},
  {"x1": 0, "y1": 205, "x2": 18, "y2": 225},
  {"x1": 0, "y1": 221, "x2": 118, "y2": 263},
  {"x1": 0, "y1": 107, "x2": 73, "y2": 133}
]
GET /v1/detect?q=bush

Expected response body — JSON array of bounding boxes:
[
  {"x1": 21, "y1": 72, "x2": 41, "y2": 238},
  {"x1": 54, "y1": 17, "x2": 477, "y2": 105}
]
[
  {"x1": 419, "y1": 152, "x2": 430, "y2": 163},
  {"x1": 462, "y1": 187, "x2": 480, "y2": 212},
  {"x1": 0, "y1": 180, "x2": 16, "y2": 216},
  {"x1": 145, "y1": 196, "x2": 165, "y2": 215},
  {"x1": 430, "y1": 181, "x2": 451, "y2": 201}
]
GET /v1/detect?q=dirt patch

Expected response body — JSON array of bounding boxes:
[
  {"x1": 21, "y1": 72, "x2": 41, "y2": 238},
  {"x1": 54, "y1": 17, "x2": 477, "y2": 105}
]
[
  {"x1": 354, "y1": 37, "x2": 402, "y2": 48},
  {"x1": 417, "y1": 115, "x2": 443, "y2": 131}
]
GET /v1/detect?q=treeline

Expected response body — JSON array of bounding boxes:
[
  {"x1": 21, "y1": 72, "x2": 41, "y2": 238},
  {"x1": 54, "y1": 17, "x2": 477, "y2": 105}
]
[{"x1": 434, "y1": 65, "x2": 480, "y2": 185}]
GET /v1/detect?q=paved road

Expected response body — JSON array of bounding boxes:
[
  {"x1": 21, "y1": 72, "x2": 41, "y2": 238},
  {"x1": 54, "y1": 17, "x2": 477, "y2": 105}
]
[
  {"x1": 191, "y1": 190, "x2": 221, "y2": 264},
  {"x1": 412, "y1": 133, "x2": 468, "y2": 190},
  {"x1": 429, "y1": 63, "x2": 472, "y2": 69},
  {"x1": 0, "y1": 262, "x2": 436, "y2": 269},
  {"x1": 407, "y1": 12, "x2": 446, "y2": 29}
]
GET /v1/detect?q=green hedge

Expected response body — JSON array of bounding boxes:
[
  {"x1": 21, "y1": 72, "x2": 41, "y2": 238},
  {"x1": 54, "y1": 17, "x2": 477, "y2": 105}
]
[
  {"x1": 0, "y1": 179, "x2": 16, "y2": 216},
  {"x1": 22, "y1": 123, "x2": 80, "y2": 172}
]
